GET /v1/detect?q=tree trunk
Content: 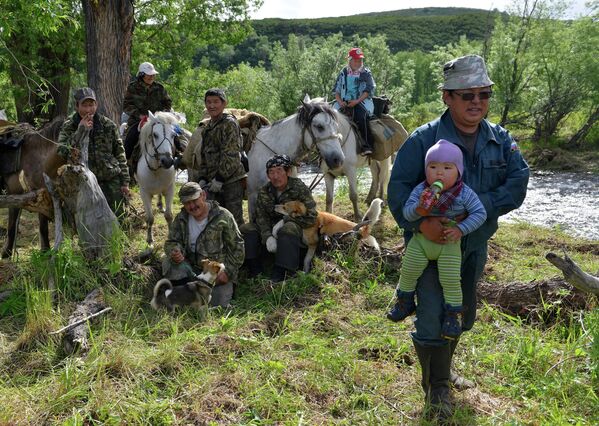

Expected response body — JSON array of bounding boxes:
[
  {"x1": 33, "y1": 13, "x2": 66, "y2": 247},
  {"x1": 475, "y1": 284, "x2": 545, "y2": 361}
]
[
  {"x1": 82, "y1": 0, "x2": 134, "y2": 124},
  {"x1": 0, "y1": 189, "x2": 53, "y2": 218},
  {"x1": 568, "y1": 106, "x2": 599, "y2": 147},
  {"x1": 52, "y1": 130, "x2": 120, "y2": 260},
  {"x1": 546, "y1": 252, "x2": 599, "y2": 296}
]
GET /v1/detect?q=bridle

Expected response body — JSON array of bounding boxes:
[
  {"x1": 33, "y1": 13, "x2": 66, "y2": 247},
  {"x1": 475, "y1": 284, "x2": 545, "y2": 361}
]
[
  {"x1": 143, "y1": 122, "x2": 176, "y2": 171},
  {"x1": 255, "y1": 111, "x2": 343, "y2": 162}
]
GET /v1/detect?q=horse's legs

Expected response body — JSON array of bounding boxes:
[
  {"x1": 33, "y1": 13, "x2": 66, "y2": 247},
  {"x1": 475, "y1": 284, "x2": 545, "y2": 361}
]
[
  {"x1": 38, "y1": 213, "x2": 50, "y2": 251},
  {"x1": 324, "y1": 173, "x2": 336, "y2": 213},
  {"x1": 345, "y1": 168, "x2": 362, "y2": 221},
  {"x1": 378, "y1": 157, "x2": 392, "y2": 201},
  {"x1": 164, "y1": 185, "x2": 175, "y2": 226},
  {"x1": 156, "y1": 195, "x2": 164, "y2": 213},
  {"x1": 140, "y1": 190, "x2": 154, "y2": 246},
  {"x1": 1, "y1": 208, "x2": 21, "y2": 258},
  {"x1": 366, "y1": 161, "x2": 380, "y2": 205}
]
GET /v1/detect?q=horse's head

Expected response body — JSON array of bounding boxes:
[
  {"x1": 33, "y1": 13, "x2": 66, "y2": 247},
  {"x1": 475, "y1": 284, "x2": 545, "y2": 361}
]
[
  {"x1": 296, "y1": 99, "x2": 345, "y2": 170},
  {"x1": 140, "y1": 111, "x2": 179, "y2": 169}
]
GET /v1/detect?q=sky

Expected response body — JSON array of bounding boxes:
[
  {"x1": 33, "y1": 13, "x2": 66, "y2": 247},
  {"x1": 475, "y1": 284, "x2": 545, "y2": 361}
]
[{"x1": 250, "y1": 0, "x2": 592, "y2": 20}]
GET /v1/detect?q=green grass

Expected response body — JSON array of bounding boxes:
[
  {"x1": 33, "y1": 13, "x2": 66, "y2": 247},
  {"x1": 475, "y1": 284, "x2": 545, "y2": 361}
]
[{"x1": 0, "y1": 188, "x2": 598, "y2": 424}]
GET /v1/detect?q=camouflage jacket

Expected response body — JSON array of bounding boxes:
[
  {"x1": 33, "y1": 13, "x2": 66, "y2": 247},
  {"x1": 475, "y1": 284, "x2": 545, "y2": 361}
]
[
  {"x1": 197, "y1": 113, "x2": 246, "y2": 184},
  {"x1": 57, "y1": 112, "x2": 129, "y2": 185},
  {"x1": 164, "y1": 201, "x2": 245, "y2": 282},
  {"x1": 255, "y1": 177, "x2": 317, "y2": 243},
  {"x1": 123, "y1": 79, "x2": 172, "y2": 126}
]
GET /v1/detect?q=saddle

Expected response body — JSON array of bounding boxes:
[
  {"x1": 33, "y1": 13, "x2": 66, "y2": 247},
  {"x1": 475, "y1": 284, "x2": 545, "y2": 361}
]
[{"x1": 0, "y1": 122, "x2": 31, "y2": 175}]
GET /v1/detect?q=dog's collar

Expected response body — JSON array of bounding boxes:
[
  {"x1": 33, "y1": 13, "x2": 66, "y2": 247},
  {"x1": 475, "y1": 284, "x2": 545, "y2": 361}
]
[{"x1": 194, "y1": 275, "x2": 215, "y2": 287}]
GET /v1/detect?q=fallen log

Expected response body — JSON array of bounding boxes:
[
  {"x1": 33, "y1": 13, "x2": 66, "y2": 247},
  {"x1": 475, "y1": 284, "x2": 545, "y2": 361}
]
[
  {"x1": 0, "y1": 189, "x2": 53, "y2": 218},
  {"x1": 62, "y1": 288, "x2": 108, "y2": 355},
  {"x1": 477, "y1": 278, "x2": 590, "y2": 321},
  {"x1": 546, "y1": 252, "x2": 599, "y2": 296}
]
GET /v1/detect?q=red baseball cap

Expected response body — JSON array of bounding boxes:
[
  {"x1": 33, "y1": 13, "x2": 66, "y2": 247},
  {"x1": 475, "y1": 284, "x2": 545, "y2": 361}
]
[{"x1": 348, "y1": 47, "x2": 365, "y2": 60}]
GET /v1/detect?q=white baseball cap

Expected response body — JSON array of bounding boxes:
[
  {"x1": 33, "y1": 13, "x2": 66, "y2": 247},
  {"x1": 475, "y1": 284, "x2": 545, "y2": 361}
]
[{"x1": 138, "y1": 62, "x2": 158, "y2": 76}]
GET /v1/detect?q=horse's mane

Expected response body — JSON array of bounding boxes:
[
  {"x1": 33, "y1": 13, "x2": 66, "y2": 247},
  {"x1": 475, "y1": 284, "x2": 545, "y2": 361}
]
[
  {"x1": 19, "y1": 115, "x2": 64, "y2": 145},
  {"x1": 40, "y1": 116, "x2": 66, "y2": 141},
  {"x1": 295, "y1": 102, "x2": 336, "y2": 128},
  {"x1": 139, "y1": 111, "x2": 179, "y2": 142}
]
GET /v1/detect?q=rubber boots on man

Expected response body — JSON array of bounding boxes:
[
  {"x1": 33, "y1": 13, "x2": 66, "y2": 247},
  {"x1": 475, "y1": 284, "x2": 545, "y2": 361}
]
[
  {"x1": 449, "y1": 337, "x2": 475, "y2": 390},
  {"x1": 271, "y1": 233, "x2": 301, "y2": 282},
  {"x1": 242, "y1": 229, "x2": 263, "y2": 278},
  {"x1": 413, "y1": 341, "x2": 453, "y2": 421}
]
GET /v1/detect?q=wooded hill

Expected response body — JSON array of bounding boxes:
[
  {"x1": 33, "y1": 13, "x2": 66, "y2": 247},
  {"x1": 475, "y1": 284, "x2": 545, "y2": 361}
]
[
  {"x1": 252, "y1": 7, "x2": 500, "y2": 52},
  {"x1": 197, "y1": 7, "x2": 503, "y2": 70}
]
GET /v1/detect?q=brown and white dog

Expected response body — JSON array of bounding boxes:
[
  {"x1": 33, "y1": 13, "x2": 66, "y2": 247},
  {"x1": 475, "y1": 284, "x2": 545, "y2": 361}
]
[
  {"x1": 273, "y1": 198, "x2": 383, "y2": 272},
  {"x1": 151, "y1": 259, "x2": 225, "y2": 311}
]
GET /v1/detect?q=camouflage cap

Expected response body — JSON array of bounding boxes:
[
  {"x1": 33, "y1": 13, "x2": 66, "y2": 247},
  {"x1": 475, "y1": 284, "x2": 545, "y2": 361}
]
[
  {"x1": 204, "y1": 88, "x2": 227, "y2": 102},
  {"x1": 266, "y1": 154, "x2": 292, "y2": 170},
  {"x1": 74, "y1": 87, "x2": 96, "y2": 103},
  {"x1": 179, "y1": 182, "x2": 204, "y2": 203},
  {"x1": 439, "y1": 55, "x2": 494, "y2": 90}
]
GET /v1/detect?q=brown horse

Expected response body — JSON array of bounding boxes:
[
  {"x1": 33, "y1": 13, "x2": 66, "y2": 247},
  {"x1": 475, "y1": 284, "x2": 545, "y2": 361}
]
[{"x1": 1, "y1": 118, "x2": 65, "y2": 258}]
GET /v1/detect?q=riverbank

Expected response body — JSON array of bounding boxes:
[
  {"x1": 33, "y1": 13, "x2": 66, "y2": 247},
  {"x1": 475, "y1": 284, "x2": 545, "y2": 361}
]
[{"x1": 523, "y1": 144, "x2": 599, "y2": 174}]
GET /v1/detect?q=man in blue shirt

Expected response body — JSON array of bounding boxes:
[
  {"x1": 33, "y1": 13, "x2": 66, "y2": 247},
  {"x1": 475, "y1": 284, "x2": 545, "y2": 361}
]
[{"x1": 388, "y1": 55, "x2": 529, "y2": 419}]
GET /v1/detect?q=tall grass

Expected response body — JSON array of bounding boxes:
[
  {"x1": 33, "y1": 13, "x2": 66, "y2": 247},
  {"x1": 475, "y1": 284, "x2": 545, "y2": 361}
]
[{"x1": 0, "y1": 200, "x2": 597, "y2": 424}]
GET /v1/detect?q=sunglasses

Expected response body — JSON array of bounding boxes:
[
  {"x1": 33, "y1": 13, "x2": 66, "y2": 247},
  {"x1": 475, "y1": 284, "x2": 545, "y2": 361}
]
[{"x1": 453, "y1": 91, "x2": 493, "y2": 101}]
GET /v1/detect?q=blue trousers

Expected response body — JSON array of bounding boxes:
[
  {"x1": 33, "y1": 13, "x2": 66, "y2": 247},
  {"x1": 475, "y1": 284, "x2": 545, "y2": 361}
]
[{"x1": 412, "y1": 245, "x2": 488, "y2": 346}]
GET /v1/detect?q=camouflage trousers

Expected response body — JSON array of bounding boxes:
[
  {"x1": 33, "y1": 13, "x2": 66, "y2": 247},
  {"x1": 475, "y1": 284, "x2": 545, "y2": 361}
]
[
  {"x1": 98, "y1": 179, "x2": 127, "y2": 220},
  {"x1": 206, "y1": 179, "x2": 245, "y2": 226},
  {"x1": 239, "y1": 221, "x2": 303, "y2": 260}
]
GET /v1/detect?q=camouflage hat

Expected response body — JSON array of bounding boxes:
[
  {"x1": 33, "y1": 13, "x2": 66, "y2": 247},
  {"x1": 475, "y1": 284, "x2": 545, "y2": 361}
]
[
  {"x1": 204, "y1": 88, "x2": 227, "y2": 102},
  {"x1": 179, "y1": 182, "x2": 204, "y2": 203},
  {"x1": 74, "y1": 87, "x2": 96, "y2": 103},
  {"x1": 439, "y1": 55, "x2": 494, "y2": 90},
  {"x1": 266, "y1": 154, "x2": 292, "y2": 170}
]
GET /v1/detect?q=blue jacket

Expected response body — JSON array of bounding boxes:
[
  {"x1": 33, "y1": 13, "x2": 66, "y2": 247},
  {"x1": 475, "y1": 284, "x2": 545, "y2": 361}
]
[
  {"x1": 388, "y1": 110, "x2": 529, "y2": 253},
  {"x1": 332, "y1": 66, "x2": 376, "y2": 114}
]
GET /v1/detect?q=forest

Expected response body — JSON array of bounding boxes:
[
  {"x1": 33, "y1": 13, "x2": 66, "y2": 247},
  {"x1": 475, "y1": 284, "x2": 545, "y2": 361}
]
[{"x1": 1, "y1": 2, "x2": 598, "y2": 147}]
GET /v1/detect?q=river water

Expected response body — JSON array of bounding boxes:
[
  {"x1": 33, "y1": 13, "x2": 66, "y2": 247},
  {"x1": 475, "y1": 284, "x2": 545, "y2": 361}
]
[
  {"x1": 295, "y1": 167, "x2": 599, "y2": 241},
  {"x1": 177, "y1": 168, "x2": 599, "y2": 241}
]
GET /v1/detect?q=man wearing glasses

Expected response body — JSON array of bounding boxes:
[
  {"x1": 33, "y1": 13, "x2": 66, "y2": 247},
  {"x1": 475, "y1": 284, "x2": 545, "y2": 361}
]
[{"x1": 388, "y1": 55, "x2": 529, "y2": 419}]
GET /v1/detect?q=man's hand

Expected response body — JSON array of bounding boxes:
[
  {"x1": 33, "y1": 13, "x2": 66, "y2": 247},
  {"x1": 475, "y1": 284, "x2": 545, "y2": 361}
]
[
  {"x1": 208, "y1": 178, "x2": 223, "y2": 193},
  {"x1": 170, "y1": 248, "x2": 184, "y2": 264},
  {"x1": 266, "y1": 236, "x2": 277, "y2": 253},
  {"x1": 419, "y1": 217, "x2": 451, "y2": 244},
  {"x1": 79, "y1": 113, "x2": 94, "y2": 129},
  {"x1": 121, "y1": 185, "x2": 131, "y2": 198},
  {"x1": 444, "y1": 226, "x2": 463, "y2": 243},
  {"x1": 347, "y1": 99, "x2": 359, "y2": 108},
  {"x1": 216, "y1": 270, "x2": 229, "y2": 285}
]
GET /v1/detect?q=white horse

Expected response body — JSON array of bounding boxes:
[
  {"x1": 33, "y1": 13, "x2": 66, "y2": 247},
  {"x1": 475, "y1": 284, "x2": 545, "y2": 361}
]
[
  {"x1": 248, "y1": 95, "x2": 391, "y2": 221},
  {"x1": 247, "y1": 101, "x2": 346, "y2": 220},
  {"x1": 137, "y1": 111, "x2": 180, "y2": 245},
  {"x1": 314, "y1": 97, "x2": 393, "y2": 220}
]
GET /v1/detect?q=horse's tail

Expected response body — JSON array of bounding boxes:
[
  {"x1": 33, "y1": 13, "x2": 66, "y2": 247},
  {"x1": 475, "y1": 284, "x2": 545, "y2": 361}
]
[
  {"x1": 358, "y1": 198, "x2": 383, "y2": 250},
  {"x1": 151, "y1": 278, "x2": 173, "y2": 310}
]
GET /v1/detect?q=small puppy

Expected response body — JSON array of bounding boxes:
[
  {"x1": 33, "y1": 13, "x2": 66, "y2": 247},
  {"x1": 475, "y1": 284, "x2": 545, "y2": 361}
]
[
  {"x1": 273, "y1": 198, "x2": 383, "y2": 272},
  {"x1": 151, "y1": 259, "x2": 225, "y2": 311}
]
